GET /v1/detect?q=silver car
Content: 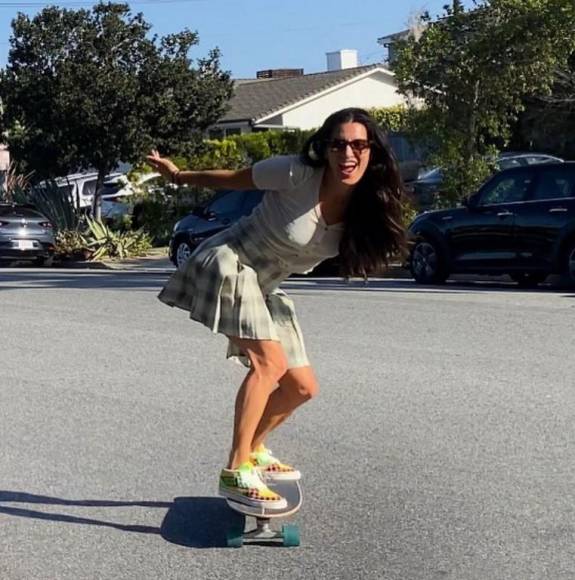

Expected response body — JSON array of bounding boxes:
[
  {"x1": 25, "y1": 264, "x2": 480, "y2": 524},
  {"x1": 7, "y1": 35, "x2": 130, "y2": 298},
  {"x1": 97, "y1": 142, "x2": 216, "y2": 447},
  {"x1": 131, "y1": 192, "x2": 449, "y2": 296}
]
[{"x1": 0, "y1": 204, "x2": 56, "y2": 265}]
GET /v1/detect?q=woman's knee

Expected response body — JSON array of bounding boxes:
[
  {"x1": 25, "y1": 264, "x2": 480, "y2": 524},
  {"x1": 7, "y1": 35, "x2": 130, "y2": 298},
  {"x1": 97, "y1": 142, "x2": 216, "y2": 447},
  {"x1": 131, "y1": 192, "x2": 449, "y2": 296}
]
[
  {"x1": 280, "y1": 368, "x2": 320, "y2": 402},
  {"x1": 296, "y1": 378, "x2": 319, "y2": 401}
]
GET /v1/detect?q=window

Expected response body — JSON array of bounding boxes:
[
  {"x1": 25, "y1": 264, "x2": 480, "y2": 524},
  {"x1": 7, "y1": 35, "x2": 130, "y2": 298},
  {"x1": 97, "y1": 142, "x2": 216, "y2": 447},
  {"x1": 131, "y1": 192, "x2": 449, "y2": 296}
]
[
  {"x1": 208, "y1": 129, "x2": 224, "y2": 140},
  {"x1": 99, "y1": 183, "x2": 122, "y2": 196},
  {"x1": 479, "y1": 170, "x2": 534, "y2": 206},
  {"x1": 498, "y1": 157, "x2": 523, "y2": 170},
  {"x1": 525, "y1": 155, "x2": 557, "y2": 166},
  {"x1": 81, "y1": 179, "x2": 98, "y2": 197},
  {"x1": 208, "y1": 190, "x2": 245, "y2": 214},
  {"x1": 533, "y1": 168, "x2": 575, "y2": 201}
]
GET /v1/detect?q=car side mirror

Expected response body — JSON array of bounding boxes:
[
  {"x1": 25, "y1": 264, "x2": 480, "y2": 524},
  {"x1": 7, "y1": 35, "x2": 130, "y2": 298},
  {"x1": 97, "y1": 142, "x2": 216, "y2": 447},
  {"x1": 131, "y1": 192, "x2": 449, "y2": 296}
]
[{"x1": 205, "y1": 210, "x2": 217, "y2": 221}]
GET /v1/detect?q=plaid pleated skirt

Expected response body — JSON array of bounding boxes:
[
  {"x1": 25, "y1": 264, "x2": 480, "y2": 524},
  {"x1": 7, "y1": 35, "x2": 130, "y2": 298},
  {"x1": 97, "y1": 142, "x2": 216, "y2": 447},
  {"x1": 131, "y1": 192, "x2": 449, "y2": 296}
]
[{"x1": 158, "y1": 219, "x2": 309, "y2": 369}]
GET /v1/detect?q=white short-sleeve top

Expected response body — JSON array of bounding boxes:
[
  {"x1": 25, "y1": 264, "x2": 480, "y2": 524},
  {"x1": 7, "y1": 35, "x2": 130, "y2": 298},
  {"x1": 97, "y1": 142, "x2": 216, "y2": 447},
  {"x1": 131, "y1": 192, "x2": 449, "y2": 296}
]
[{"x1": 248, "y1": 155, "x2": 344, "y2": 273}]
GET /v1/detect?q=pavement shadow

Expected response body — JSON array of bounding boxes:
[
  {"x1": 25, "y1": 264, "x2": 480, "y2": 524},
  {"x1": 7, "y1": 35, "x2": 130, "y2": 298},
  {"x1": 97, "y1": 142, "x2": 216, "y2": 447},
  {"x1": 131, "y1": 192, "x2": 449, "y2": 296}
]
[
  {"x1": 285, "y1": 275, "x2": 575, "y2": 296},
  {"x1": 0, "y1": 270, "x2": 169, "y2": 292},
  {"x1": 0, "y1": 491, "x2": 239, "y2": 548},
  {"x1": 160, "y1": 496, "x2": 244, "y2": 548},
  {"x1": 1, "y1": 268, "x2": 573, "y2": 296}
]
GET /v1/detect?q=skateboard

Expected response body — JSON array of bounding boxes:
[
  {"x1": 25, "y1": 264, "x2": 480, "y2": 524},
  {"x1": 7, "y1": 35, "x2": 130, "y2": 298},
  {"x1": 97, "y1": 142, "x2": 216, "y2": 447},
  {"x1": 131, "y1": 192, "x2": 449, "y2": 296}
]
[{"x1": 225, "y1": 480, "x2": 302, "y2": 547}]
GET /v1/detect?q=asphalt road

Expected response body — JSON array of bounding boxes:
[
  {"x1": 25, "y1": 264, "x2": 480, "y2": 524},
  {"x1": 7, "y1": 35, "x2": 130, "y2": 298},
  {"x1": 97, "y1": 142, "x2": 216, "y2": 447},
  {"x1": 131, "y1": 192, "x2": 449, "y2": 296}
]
[{"x1": 1, "y1": 269, "x2": 574, "y2": 580}]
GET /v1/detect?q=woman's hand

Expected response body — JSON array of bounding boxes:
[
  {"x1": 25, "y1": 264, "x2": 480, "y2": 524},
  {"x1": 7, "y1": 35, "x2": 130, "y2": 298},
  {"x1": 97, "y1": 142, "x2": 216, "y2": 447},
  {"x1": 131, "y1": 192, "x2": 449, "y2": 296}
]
[
  {"x1": 146, "y1": 149, "x2": 180, "y2": 181},
  {"x1": 146, "y1": 151, "x2": 255, "y2": 190}
]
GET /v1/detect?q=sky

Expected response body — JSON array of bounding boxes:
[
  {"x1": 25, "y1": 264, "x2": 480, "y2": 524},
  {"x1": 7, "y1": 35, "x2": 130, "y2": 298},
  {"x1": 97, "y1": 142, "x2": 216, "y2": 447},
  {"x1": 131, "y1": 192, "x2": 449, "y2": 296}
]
[{"x1": 0, "y1": 0, "x2": 474, "y2": 78}]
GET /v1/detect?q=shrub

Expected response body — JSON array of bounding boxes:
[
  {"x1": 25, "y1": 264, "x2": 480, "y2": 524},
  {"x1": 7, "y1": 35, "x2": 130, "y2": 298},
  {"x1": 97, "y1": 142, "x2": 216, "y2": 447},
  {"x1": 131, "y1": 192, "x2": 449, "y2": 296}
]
[
  {"x1": 13, "y1": 178, "x2": 83, "y2": 232},
  {"x1": 401, "y1": 200, "x2": 419, "y2": 228},
  {"x1": 184, "y1": 129, "x2": 314, "y2": 170},
  {"x1": 54, "y1": 229, "x2": 89, "y2": 260},
  {"x1": 130, "y1": 192, "x2": 200, "y2": 246},
  {"x1": 85, "y1": 217, "x2": 152, "y2": 260},
  {"x1": 187, "y1": 139, "x2": 247, "y2": 170},
  {"x1": 369, "y1": 106, "x2": 412, "y2": 132}
]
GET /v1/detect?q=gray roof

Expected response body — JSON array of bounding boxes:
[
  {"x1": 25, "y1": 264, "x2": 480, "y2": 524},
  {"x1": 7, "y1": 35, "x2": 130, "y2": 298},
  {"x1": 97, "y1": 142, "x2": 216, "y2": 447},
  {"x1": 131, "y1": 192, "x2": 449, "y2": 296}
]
[
  {"x1": 377, "y1": 29, "x2": 410, "y2": 45},
  {"x1": 220, "y1": 64, "x2": 392, "y2": 124}
]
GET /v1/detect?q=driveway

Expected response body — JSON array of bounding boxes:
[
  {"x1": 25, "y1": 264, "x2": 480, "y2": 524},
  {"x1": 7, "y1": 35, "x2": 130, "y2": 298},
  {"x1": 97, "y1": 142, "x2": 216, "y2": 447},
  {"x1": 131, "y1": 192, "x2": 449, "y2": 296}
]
[{"x1": 0, "y1": 270, "x2": 573, "y2": 579}]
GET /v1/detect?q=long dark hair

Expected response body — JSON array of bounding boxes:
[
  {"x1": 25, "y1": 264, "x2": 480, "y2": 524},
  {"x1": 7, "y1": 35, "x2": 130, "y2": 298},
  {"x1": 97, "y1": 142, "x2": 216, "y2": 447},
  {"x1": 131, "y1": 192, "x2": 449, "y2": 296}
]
[{"x1": 301, "y1": 108, "x2": 408, "y2": 278}]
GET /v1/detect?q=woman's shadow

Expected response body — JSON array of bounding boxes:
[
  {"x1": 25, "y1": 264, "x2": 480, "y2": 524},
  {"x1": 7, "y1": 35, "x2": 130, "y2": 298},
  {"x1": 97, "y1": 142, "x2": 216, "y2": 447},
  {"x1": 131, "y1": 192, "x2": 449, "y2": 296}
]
[{"x1": 0, "y1": 490, "x2": 243, "y2": 548}]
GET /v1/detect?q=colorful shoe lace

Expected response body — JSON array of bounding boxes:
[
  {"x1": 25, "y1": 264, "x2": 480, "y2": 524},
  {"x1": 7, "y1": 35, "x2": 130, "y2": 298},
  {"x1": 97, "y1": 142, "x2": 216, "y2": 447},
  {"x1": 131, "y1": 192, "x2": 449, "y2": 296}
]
[
  {"x1": 250, "y1": 445, "x2": 301, "y2": 481},
  {"x1": 218, "y1": 461, "x2": 287, "y2": 509}
]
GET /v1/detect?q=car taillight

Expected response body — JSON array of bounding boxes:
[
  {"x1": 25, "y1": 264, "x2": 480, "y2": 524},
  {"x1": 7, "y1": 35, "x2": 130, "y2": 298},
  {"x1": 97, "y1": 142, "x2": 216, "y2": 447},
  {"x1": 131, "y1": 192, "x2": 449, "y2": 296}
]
[
  {"x1": 0, "y1": 221, "x2": 8, "y2": 227},
  {"x1": 39, "y1": 222, "x2": 53, "y2": 228}
]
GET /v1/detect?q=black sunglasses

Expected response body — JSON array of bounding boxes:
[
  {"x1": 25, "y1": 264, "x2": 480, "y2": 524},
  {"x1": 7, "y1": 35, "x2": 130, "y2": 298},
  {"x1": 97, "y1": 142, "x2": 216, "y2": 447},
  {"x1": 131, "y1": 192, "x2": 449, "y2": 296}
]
[{"x1": 326, "y1": 139, "x2": 372, "y2": 153}]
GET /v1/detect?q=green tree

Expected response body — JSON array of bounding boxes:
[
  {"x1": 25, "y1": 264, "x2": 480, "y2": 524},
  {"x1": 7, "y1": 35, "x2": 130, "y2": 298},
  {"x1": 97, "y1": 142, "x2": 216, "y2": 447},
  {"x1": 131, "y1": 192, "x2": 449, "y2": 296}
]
[
  {"x1": 511, "y1": 53, "x2": 575, "y2": 158},
  {"x1": 0, "y1": 2, "x2": 233, "y2": 217},
  {"x1": 393, "y1": 0, "x2": 575, "y2": 206}
]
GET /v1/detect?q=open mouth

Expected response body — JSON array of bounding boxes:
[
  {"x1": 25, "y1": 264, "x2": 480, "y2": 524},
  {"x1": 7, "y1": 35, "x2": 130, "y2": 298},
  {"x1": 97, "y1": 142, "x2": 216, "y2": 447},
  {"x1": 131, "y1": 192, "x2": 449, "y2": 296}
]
[{"x1": 339, "y1": 162, "x2": 358, "y2": 177}]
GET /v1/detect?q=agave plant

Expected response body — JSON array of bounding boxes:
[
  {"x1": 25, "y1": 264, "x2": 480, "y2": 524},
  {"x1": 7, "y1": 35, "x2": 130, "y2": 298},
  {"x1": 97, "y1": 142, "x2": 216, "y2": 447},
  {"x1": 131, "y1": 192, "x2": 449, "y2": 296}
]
[
  {"x1": 85, "y1": 217, "x2": 152, "y2": 261},
  {"x1": 12, "y1": 177, "x2": 82, "y2": 232}
]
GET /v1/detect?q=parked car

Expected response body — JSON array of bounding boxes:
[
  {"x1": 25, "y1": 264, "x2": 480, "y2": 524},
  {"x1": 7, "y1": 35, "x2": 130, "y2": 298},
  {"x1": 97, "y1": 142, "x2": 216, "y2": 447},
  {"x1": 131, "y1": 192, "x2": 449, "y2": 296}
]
[
  {"x1": 44, "y1": 171, "x2": 164, "y2": 220},
  {"x1": 170, "y1": 189, "x2": 264, "y2": 270},
  {"x1": 408, "y1": 162, "x2": 575, "y2": 287},
  {"x1": 406, "y1": 153, "x2": 564, "y2": 210},
  {"x1": 51, "y1": 171, "x2": 123, "y2": 210},
  {"x1": 99, "y1": 172, "x2": 164, "y2": 220},
  {"x1": 0, "y1": 204, "x2": 56, "y2": 264}
]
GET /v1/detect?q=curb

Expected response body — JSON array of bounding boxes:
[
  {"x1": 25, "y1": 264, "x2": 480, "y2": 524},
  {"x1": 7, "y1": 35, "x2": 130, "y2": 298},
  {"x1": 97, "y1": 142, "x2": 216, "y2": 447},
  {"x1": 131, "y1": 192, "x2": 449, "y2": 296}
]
[
  {"x1": 53, "y1": 255, "x2": 175, "y2": 274},
  {"x1": 56, "y1": 262, "x2": 176, "y2": 274}
]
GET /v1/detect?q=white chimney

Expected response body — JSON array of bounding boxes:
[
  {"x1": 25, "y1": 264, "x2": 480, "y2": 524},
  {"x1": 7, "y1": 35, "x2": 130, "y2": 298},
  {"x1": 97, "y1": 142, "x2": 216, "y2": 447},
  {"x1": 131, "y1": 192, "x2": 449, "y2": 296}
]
[{"x1": 326, "y1": 49, "x2": 359, "y2": 71}]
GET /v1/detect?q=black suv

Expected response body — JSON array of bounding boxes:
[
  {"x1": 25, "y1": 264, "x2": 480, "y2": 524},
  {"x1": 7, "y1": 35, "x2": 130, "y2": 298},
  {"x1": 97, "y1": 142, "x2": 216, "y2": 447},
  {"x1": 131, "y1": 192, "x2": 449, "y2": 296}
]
[{"x1": 408, "y1": 163, "x2": 575, "y2": 287}]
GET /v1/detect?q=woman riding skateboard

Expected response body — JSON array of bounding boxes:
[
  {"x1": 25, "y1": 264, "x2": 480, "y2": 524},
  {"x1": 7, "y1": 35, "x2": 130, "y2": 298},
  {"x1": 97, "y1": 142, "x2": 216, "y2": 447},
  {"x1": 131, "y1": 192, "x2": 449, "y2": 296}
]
[{"x1": 147, "y1": 108, "x2": 407, "y2": 509}]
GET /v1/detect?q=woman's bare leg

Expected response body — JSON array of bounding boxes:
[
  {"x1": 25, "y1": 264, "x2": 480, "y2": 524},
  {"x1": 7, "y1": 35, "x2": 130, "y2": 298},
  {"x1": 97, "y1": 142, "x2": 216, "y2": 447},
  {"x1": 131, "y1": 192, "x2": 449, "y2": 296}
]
[
  {"x1": 251, "y1": 366, "x2": 319, "y2": 451},
  {"x1": 227, "y1": 337, "x2": 287, "y2": 469}
]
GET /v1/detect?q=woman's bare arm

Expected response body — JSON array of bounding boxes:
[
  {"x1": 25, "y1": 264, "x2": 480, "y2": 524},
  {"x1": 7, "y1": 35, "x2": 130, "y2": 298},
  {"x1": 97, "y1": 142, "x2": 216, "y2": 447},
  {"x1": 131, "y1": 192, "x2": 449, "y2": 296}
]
[{"x1": 146, "y1": 150, "x2": 256, "y2": 190}]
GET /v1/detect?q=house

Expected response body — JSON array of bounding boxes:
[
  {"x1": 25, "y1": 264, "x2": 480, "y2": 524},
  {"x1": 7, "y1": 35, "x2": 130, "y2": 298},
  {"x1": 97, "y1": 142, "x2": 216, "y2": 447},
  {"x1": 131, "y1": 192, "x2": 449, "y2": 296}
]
[
  {"x1": 0, "y1": 144, "x2": 9, "y2": 172},
  {"x1": 0, "y1": 145, "x2": 10, "y2": 193},
  {"x1": 212, "y1": 50, "x2": 407, "y2": 137},
  {"x1": 377, "y1": 30, "x2": 411, "y2": 65}
]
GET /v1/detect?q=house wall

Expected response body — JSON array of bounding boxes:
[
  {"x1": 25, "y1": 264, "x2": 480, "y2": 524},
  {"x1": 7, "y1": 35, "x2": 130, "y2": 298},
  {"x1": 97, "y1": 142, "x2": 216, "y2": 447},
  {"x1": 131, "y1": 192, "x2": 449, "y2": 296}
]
[
  {"x1": 0, "y1": 145, "x2": 10, "y2": 172},
  {"x1": 208, "y1": 122, "x2": 251, "y2": 138},
  {"x1": 261, "y1": 72, "x2": 406, "y2": 131}
]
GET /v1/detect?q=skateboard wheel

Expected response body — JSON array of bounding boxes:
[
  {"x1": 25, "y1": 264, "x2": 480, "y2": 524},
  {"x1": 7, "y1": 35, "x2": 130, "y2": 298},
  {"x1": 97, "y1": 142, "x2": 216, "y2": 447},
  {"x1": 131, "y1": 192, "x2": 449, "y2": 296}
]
[
  {"x1": 226, "y1": 528, "x2": 244, "y2": 548},
  {"x1": 281, "y1": 524, "x2": 300, "y2": 547}
]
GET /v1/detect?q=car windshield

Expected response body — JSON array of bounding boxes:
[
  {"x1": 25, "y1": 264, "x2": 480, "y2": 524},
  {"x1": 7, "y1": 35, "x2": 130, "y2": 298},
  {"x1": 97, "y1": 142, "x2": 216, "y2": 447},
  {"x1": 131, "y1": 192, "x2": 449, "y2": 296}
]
[
  {"x1": 208, "y1": 190, "x2": 245, "y2": 214},
  {"x1": 99, "y1": 183, "x2": 122, "y2": 196}
]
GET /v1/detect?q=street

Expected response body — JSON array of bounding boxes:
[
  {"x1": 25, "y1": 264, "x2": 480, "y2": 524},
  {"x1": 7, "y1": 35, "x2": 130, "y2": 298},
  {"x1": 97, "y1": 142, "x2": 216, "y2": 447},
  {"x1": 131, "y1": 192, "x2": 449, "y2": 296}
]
[{"x1": 0, "y1": 269, "x2": 574, "y2": 580}]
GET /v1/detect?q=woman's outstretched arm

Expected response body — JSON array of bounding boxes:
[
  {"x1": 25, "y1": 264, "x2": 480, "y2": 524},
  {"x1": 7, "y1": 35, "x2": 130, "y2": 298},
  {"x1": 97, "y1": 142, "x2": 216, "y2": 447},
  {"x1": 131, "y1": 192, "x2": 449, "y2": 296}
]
[{"x1": 146, "y1": 149, "x2": 256, "y2": 190}]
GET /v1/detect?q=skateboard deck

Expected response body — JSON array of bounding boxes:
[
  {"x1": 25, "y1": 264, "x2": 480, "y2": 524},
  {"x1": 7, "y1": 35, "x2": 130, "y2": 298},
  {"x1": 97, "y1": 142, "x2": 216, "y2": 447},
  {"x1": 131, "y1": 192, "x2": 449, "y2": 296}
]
[{"x1": 225, "y1": 481, "x2": 302, "y2": 547}]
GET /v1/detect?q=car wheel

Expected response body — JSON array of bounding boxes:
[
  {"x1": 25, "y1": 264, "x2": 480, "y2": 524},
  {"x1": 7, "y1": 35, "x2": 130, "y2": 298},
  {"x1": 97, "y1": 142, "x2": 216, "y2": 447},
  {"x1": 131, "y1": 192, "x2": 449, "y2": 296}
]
[
  {"x1": 410, "y1": 239, "x2": 449, "y2": 284},
  {"x1": 509, "y1": 272, "x2": 547, "y2": 288},
  {"x1": 174, "y1": 239, "x2": 194, "y2": 271}
]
